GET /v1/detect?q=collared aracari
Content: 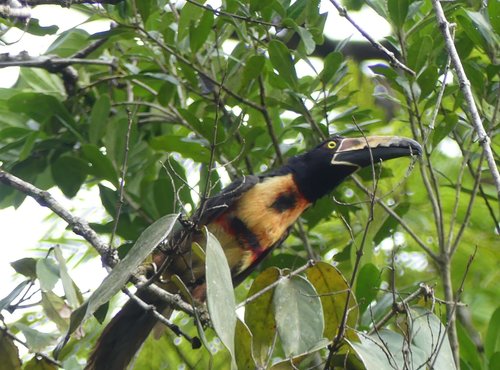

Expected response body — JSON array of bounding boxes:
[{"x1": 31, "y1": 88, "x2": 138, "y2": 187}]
[{"x1": 86, "y1": 135, "x2": 421, "y2": 370}]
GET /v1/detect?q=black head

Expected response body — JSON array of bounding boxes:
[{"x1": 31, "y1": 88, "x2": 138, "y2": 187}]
[{"x1": 286, "y1": 135, "x2": 422, "y2": 202}]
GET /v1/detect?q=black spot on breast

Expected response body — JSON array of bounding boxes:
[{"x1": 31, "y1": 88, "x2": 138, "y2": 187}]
[
  {"x1": 230, "y1": 217, "x2": 261, "y2": 250},
  {"x1": 271, "y1": 192, "x2": 297, "y2": 212}
]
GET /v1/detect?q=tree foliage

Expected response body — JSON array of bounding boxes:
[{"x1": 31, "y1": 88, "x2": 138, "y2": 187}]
[{"x1": 0, "y1": 0, "x2": 498, "y2": 369}]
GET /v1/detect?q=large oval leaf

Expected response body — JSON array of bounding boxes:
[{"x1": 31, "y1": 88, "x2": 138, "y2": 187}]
[
  {"x1": 273, "y1": 274, "x2": 324, "y2": 357},
  {"x1": 306, "y1": 261, "x2": 358, "y2": 339},
  {"x1": 206, "y1": 230, "x2": 237, "y2": 368},
  {"x1": 244, "y1": 267, "x2": 280, "y2": 366},
  {"x1": 410, "y1": 307, "x2": 457, "y2": 370},
  {"x1": 348, "y1": 329, "x2": 427, "y2": 370}
]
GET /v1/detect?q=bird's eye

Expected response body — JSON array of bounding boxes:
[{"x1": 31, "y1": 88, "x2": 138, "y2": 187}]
[{"x1": 327, "y1": 141, "x2": 337, "y2": 149}]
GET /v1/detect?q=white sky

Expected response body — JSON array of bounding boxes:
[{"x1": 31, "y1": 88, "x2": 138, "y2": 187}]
[{"x1": 0, "y1": 3, "x2": 392, "y2": 298}]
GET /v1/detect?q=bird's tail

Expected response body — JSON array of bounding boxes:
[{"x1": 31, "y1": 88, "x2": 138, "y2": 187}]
[{"x1": 85, "y1": 291, "x2": 168, "y2": 370}]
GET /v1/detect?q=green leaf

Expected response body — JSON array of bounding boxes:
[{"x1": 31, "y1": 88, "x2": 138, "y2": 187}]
[
  {"x1": 190, "y1": 9, "x2": 214, "y2": 52},
  {"x1": 355, "y1": 263, "x2": 380, "y2": 316},
  {"x1": 98, "y1": 184, "x2": 119, "y2": 217},
  {"x1": 178, "y1": 1, "x2": 203, "y2": 44},
  {"x1": 387, "y1": 0, "x2": 409, "y2": 29},
  {"x1": 407, "y1": 35, "x2": 433, "y2": 72},
  {"x1": 55, "y1": 214, "x2": 179, "y2": 356},
  {"x1": 51, "y1": 156, "x2": 89, "y2": 198},
  {"x1": 485, "y1": 306, "x2": 500, "y2": 357},
  {"x1": 320, "y1": 51, "x2": 343, "y2": 84},
  {"x1": 417, "y1": 65, "x2": 438, "y2": 100},
  {"x1": 0, "y1": 280, "x2": 31, "y2": 312},
  {"x1": 41, "y1": 292, "x2": 69, "y2": 332},
  {"x1": 8, "y1": 93, "x2": 76, "y2": 130},
  {"x1": 26, "y1": 18, "x2": 59, "y2": 36},
  {"x1": 305, "y1": 261, "x2": 357, "y2": 339},
  {"x1": 206, "y1": 230, "x2": 237, "y2": 368},
  {"x1": 89, "y1": 95, "x2": 111, "y2": 145},
  {"x1": 268, "y1": 40, "x2": 298, "y2": 89},
  {"x1": 373, "y1": 202, "x2": 410, "y2": 245},
  {"x1": 235, "y1": 319, "x2": 255, "y2": 370},
  {"x1": 36, "y1": 258, "x2": 60, "y2": 292},
  {"x1": 16, "y1": 68, "x2": 65, "y2": 98},
  {"x1": 273, "y1": 274, "x2": 324, "y2": 357},
  {"x1": 432, "y1": 113, "x2": 458, "y2": 148},
  {"x1": 348, "y1": 329, "x2": 427, "y2": 369},
  {"x1": 45, "y1": 29, "x2": 90, "y2": 57},
  {"x1": 489, "y1": 0, "x2": 500, "y2": 35},
  {"x1": 10, "y1": 258, "x2": 37, "y2": 279},
  {"x1": 158, "y1": 81, "x2": 178, "y2": 106},
  {"x1": 136, "y1": 0, "x2": 153, "y2": 23},
  {"x1": 53, "y1": 246, "x2": 80, "y2": 308},
  {"x1": 0, "y1": 331, "x2": 21, "y2": 370},
  {"x1": 241, "y1": 55, "x2": 266, "y2": 88},
  {"x1": 490, "y1": 352, "x2": 500, "y2": 370},
  {"x1": 456, "y1": 10, "x2": 499, "y2": 58},
  {"x1": 365, "y1": 0, "x2": 388, "y2": 18},
  {"x1": 24, "y1": 356, "x2": 58, "y2": 370},
  {"x1": 153, "y1": 177, "x2": 175, "y2": 216},
  {"x1": 296, "y1": 26, "x2": 316, "y2": 55},
  {"x1": 457, "y1": 321, "x2": 483, "y2": 370},
  {"x1": 245, "y1": 267, "x2": 280, "y2": 366},
  {"x1": 410, "y1": 307, "x2": 457, "y2": 370},
  {"x1": 81, "y1": 144, "x2": 118, "y2": 186},
  {"x1": 149, "y1": 135, "x2": 210, "y2": 163},
  {"x1": 14, "y1": 323, "x2": 58, "y2": 352},
  {"x1": 269, "y1": 339, "x2": 330, "y2": 369},
  {"x1": 286, "y1": 0, "x2": 307, "y2": 23}
]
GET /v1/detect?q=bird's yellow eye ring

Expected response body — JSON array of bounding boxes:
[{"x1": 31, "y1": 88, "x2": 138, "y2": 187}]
[{"x1": 327, "y1": 141, "x2": 337, "y2": 149}]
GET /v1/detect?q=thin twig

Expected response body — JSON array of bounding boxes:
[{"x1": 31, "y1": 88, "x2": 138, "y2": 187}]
[
  {"x1": 113, "y1": 101, "x2": 177, "y2": 121},
  {"x1": 236, "y1": 260, "x2": 315, "y2": 309},
  {"x1": 123, "y1": 288, "x2": 201, "y2": 349},
  {"x1": 296, "y1": 219, "x2": 317, "y2": 260},
  {"x1": 351, "y1": 176, "x2": 438, "y2": 261},
  {"x1": 450, "y1": 149, "x2": 485, "y2": 256},
  {"x1": 109, "y1": 107, "x2": 134, "y2": 248},
  {"x1": 184, "y1": 0, "x2": 277, "y2": 27},
  {"x1": 328, "y1": 0, "x2": 415, "y2": 75},
  {"x1": 431, "y1": 247, "x2": 477, "y2": 369},
  {"x1": 446, "y1": 132, "x2": 473, "y2": 253},
  {"x1": 258, "y1": 76, "x2": 283, "y2": 164},
  {"x1": 369, "y1": 283, "x2": 434, "y2": 334}
]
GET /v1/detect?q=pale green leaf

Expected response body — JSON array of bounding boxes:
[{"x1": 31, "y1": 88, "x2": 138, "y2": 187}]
[
  {"x1": 206, "y1": 230, "x2": 237, "y2": 368},
  {"x1": 273, "y1": 275, "x2": 324, "y2": 357}
]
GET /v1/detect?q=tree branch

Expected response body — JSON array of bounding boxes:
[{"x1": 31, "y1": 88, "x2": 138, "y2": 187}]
[
  {"x1": 0, "y1": 169, "x2": 204, "y2": 319},
  {"x1": 431, "y1": 0, "x2": 500, "y2": 205},
  {"x1": 20, "y1": 0, "x2": 123, "y2": 5},
  {"x1": 0, "y1": 53, "x2": 116, "y2": 70}
]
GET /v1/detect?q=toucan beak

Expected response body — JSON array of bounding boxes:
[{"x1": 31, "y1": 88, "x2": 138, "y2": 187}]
[{"x1": 331, "y1": 136, "x2": 422, "y2": 168}]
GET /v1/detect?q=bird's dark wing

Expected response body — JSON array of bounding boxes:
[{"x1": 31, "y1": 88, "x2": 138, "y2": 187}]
[
  {"x1": 231, "y1": 226, "x2": 292, "y2": 286},
  {"x1": 194, "y1": 175, "x2": 260, "y2": 226}
]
